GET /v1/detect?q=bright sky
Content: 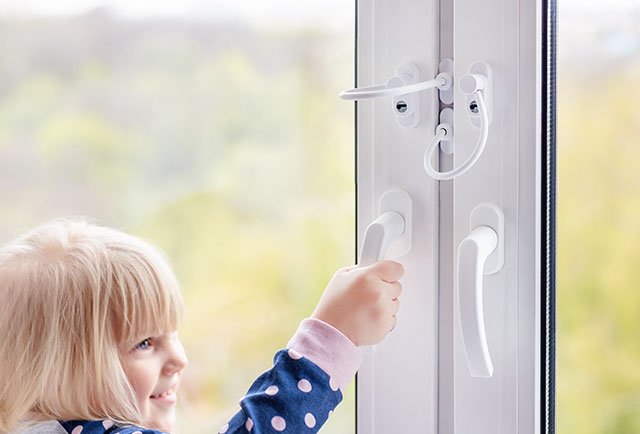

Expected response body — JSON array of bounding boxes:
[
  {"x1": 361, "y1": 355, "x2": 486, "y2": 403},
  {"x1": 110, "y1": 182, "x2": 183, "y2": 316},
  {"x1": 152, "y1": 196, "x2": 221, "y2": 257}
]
[
  {"x1": 0, "y1": 0, "x2": 637, "y2": 16},
  {"x1": 0, "y1": 0, "x2": 354, "y2": 30},
  {"x1": 0, "y1": 0, "x2": 637, "y2": 42}
]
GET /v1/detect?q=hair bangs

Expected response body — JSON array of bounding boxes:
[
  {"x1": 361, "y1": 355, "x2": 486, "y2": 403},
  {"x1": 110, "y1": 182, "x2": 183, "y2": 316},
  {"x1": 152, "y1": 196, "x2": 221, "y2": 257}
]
[
  {"x1": 109, "y1": 239, "x2": 184, "y2": 345},
  {"x1": 0, "y1": 219, "x2": 187, "y2": 432}
]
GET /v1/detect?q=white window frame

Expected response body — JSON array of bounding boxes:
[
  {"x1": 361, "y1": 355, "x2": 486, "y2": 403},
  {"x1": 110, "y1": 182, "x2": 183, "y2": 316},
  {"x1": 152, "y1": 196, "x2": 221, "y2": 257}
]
[{"x1": 352, "y1": 0, "x2": 556, "y2": 433}]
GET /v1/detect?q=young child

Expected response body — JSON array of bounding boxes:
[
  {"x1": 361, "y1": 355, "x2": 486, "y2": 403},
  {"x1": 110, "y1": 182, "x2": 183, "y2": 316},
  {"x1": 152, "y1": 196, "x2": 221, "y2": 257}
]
[{"x1": 0, "y1": 218, "x2": 403, "y2": 434}]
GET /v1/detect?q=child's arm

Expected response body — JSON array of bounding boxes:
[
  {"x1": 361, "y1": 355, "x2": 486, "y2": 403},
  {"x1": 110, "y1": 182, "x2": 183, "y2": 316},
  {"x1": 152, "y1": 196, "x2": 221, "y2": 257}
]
[
  {"x1": 218, "y1": 260, "x2": 404, "y2": 433},
  {"x1": 219, "y1": 325, "x2": 351, "y2": 433},
  {"x1": 60, "y1": 261, "x2": 403, "y2": 434}
]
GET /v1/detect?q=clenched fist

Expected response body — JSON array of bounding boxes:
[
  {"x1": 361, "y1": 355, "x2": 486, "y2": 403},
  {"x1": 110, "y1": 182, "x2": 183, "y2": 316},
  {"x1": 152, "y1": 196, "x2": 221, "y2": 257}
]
[{"x1": 311, "y1": 261, "x2": 404, "y2": 347}]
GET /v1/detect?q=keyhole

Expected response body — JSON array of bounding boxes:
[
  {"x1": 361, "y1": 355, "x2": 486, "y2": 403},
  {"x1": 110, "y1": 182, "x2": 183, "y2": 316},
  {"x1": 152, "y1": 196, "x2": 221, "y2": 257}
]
[
  {"x1": 396, "y1": 100, "x2": 408, "y2": 113},
  {"x1": 469, "y1": 100, "x2": 479, "y2": 114}
]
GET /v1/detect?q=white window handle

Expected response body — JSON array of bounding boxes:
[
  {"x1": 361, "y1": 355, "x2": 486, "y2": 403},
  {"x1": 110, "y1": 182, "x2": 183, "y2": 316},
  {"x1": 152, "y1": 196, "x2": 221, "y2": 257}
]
[
  {"x1": 456, "y1": 202, "x2": 505, "y2": 378},
  {"x1": 357, "y1": 189, "x2": 412, "y2": 355},
  {"x1": 358, "y1": 189, "x2": 412, "y2": 266},
  {"x1": 457, "y1": 226, "x2": 497, "y2": 377},
  {"x1": 357, "y1": 210, "x2": 404, "y2": 357},
  {"x1": 358, "y1": 211, "x2": 405, "y2": 266},
  {"x1": 358, "y1": 211, "x2": 404, "y2": 356}
]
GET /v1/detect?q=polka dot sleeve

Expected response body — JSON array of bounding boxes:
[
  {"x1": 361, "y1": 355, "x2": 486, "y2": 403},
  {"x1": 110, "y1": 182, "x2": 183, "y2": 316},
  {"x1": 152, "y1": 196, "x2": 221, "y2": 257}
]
[
  {"x1": 59, "y1": 336, "x2": 349, "y2": 434},
  {"x1": 220, "y1": 348, "x2": 344, "y2": 433}
]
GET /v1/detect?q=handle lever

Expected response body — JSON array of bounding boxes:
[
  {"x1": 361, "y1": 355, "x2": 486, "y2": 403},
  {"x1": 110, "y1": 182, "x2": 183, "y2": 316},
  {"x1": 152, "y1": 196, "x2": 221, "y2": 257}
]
[
  {"x1": 456, "y1": 202, "x2": 504, "y2": 378},
  {"x1": 358, "y1": 211, "x2": 405, "y2": 266},
  {"x1": 457, "y1": 226, "x2": 498, "y2": 377},
  {"x1": 357, "y1": 189, "x2": 412, "y2": 355}
]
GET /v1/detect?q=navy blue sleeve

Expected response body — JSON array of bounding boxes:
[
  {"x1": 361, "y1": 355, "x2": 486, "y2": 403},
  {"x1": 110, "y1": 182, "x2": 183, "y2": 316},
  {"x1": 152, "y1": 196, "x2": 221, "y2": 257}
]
[
  {"x1": 218, "y1": 348, "x2": 343, "y2": 433},
  {"x1": 59, "y1": 348, "x2": 344, "y2": 434},
  {"x1": 59, "y1": 419, "x2": 159, "y2": 434}
]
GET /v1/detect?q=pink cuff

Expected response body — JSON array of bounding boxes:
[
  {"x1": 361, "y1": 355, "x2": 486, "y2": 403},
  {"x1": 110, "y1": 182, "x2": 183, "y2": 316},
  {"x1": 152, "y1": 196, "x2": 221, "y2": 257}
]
[{"x1": 286, "y1": 318, "x2": 362, "y2": 394}]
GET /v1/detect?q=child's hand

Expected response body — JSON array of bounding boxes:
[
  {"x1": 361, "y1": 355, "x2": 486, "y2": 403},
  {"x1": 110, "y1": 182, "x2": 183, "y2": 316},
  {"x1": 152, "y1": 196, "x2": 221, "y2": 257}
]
[{"x1": 311, "y1": 261, "x2": 404, "y2": 347}]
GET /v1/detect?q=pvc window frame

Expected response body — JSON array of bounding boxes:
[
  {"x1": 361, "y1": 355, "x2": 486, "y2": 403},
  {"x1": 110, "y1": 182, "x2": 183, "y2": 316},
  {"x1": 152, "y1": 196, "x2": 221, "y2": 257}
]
[{"x1": 352, "y1": 0, "x2": 556, "y2": 433}]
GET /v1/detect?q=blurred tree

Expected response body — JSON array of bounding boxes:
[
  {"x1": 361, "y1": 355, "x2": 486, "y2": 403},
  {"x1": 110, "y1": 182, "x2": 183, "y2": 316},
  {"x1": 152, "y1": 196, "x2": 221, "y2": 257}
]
[
  {"x1": 558, "y1": 65, "x2": 640, "y2": 434},
  {"x1": 0, "y1": 12, "x2": 355, "y2": 434}
]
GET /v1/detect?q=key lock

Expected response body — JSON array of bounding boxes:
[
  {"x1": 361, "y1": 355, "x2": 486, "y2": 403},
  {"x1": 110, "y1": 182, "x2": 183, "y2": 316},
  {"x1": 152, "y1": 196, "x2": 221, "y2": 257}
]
[{"x1": 341, "y1": 61, "x2": 505, "y2": 377}]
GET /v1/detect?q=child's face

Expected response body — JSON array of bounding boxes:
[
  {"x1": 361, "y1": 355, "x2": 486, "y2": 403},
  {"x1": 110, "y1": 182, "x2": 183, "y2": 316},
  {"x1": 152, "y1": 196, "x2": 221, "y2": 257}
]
[{"x1": 119, "y1": 330, "x2": 188, "y2": 433}]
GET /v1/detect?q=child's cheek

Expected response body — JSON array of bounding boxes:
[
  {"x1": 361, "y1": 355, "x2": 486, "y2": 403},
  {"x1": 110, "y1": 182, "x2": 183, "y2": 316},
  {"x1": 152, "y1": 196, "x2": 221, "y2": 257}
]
[{"x1": 123, "y1": 359, "x2": 158, "y2": 404}]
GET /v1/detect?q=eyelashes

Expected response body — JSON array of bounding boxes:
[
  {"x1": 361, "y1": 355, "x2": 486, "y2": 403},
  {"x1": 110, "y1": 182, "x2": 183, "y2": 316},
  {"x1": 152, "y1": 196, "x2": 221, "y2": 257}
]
[
  {"x1": 132, "y1": 331, "x2": 179, "y2": 352},
  {"x1": 135, "y1": 338, "x2": 152, "y2": 351}
]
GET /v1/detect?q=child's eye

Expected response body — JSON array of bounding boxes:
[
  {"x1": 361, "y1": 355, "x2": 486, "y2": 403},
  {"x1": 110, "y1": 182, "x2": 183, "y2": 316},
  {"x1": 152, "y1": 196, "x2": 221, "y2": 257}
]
[{"x1": 135, "y1": 338, "x2": 152, "y2": 351}]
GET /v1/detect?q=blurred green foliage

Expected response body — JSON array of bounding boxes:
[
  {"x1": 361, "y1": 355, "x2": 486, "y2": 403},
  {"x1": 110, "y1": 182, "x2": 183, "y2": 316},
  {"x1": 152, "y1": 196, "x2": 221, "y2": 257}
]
[
  {"x1": 0, "y1": 12, "x2": 355, "y2": 434},
  {"x1": 557, "y1": 63, "x2": 640, "y2": 433},
  {"x1": 2, "y1": 7, "x2": 640, "y2": 434}
]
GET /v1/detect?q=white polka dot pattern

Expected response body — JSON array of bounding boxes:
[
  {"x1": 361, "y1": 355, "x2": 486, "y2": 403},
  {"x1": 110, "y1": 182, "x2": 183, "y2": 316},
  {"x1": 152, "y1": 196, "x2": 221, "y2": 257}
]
[
  {"x1": 329, "y1": 377, "x2": 339, "y2": 391},
  {"x1": 271, "y1": 416, "x2": 286, "y2": 432},
  {"x1": 201, "y1": 349, "x2": 344, "y2": 434},
  {"x1": 297, "y1": 378, "x2": 312, "y2": 393},
  {"x1": 71, "y1": 426, "x2": 82, "y2": 434},
  {"x1": 304, "y1": 413, "x2": 316, "y2": 428},
  {"x1": 265, "y1": 385, "x2": 279, "y2": 396},
  {"x1": 288, "y1": 349, "x2": 302, "y2": 360},
  {"x1": 101, "y1": 420, "x2": 113, "y2": 430}
]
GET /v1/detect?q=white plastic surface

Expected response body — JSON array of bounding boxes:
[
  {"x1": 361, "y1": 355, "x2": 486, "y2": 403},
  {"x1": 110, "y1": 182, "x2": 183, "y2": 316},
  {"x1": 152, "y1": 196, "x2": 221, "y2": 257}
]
[
  {"x1": 339, "y1": 66, "x2": 447, "y2": 100},
  {"x1": 339, "y1": 62, "x2": 451, "y2": 128},
  {"x1": 358, "y1": 189, "x2": 413, "y2": 356},
  {"x1": 350, "y1": 0, "x2": 542, "y2": 432},
  {"x1": 457, "y1": 226, "x2": 498, "y2": 377},
  {"x1": 439, "y1": 58, "x2": 455, "y2": 104},
  {"x1": 439, "y1": 107, "x2": 454, "y2": 155},
  {"x1": 423, "y1": 90, "x2": 490, "y2": 180},
  {"x1": 358, "y1": 211, "x2": 405, "y2": 266},
  {"x1": 378, "y1": 189, "x2": 413, "y2": 257},
  {"x1": 392, "y1": 63, "x2": 421, "y2": 128},
  {"x1": 470, "y1": 202, "x2": 505, "y2": 274},
  {"x1": 457, "y1": 203, "x2": 505, "y2": 378},
  {"x1": 463, "y1": 62, "x2": 494, "y2": 127},
  {"x1": 353, "y1": 2, "x2": 440, "y2": 433},
  {"x1": 358, "y1": 189, "x2": 412, "y2": 265}
]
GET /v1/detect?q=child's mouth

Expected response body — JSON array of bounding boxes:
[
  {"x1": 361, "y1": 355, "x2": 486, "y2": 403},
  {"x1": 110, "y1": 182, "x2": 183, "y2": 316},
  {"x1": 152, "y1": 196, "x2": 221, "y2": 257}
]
[{"x1": 150, "y1": 387, "x2": 177, "y2": 404}]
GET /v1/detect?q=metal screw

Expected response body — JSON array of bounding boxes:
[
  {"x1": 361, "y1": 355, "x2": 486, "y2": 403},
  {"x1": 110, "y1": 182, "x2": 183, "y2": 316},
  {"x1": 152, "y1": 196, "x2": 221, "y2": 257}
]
[
  {"x1": 469, "y1": 100, "x2": 479, "y2": 114},
  {"x1": 396, "y1": 100, "x2": 408, "y2": 113}
]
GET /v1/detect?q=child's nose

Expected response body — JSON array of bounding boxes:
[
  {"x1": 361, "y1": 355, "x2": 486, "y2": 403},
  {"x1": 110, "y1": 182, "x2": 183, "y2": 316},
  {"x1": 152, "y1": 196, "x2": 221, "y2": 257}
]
[{"x1": 163, "y1": 339, "x2": 188, "y2": 375}]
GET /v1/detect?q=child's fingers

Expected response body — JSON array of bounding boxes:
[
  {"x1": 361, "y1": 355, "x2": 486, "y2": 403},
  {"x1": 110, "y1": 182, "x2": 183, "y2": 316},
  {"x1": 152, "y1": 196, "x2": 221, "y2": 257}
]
[
  {"x1": 388, "y1": 311, "x2": 398, "y2": 332},
  {"x1": 389, "y1": 297, "x2": 400, "y2": 315},
  {"x1": 370, "y1": 260, "x2": 404, "y2": 282},
  {"x1": 385, "y1": 280, "x2": 403, "y2": 300}
]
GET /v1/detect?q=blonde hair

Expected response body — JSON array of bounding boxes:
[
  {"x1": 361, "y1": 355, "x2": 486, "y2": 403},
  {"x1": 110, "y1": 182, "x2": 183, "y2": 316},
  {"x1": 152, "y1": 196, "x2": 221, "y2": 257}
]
[{"x1": 0, "y1": 218, "x2": 184, "y2": 432}]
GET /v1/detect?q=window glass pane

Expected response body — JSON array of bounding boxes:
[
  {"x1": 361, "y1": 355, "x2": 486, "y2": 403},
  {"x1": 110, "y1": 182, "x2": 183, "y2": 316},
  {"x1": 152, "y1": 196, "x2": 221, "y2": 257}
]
[
  {"x1": 559, "y1": 1, "x2": 640, "y2": 432},
  {"x1": 0, "y1": 3, "x2": 355, "y2": 433}
]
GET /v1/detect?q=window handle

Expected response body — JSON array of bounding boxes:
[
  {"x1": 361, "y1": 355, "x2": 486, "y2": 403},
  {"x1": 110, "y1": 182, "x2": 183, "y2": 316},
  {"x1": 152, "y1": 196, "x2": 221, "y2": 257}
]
[
  {"x1": 358, "y1": 189, "x2": 412, "y2": 266},
  {"x1": 456, "y1": 203, "x2": 504, "y2": 378},
  {"x1": 358, "y1": 189, "x2": 412, "y2": 356},
  {"x1": 357, "y1": 210, "x2": 403, "y2": 356},
  {"x1": 358, "y1": 211, "x2": 405, "y2": 266}
]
